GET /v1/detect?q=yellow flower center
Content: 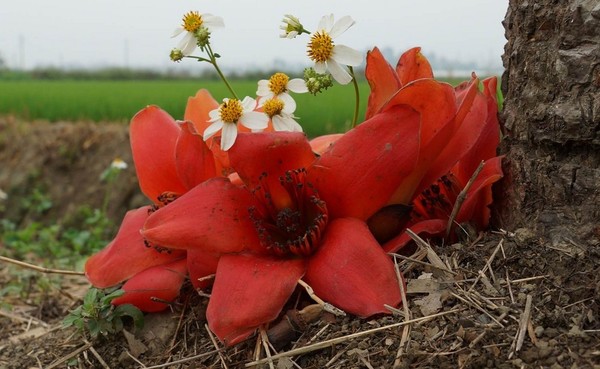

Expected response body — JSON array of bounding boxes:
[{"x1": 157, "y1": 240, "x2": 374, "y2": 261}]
[
  {"x1": 182, "y1": 11, "x2": 204, "y2": 33},
  {"x1": 307, "y1": 31, "x2": 334, "y2": 63},
  {"x1": 219, "y1": 99, "x2": 243, "y2": 123},
  {"x1": 263, "y1": 98, "x2": 285, "y2": 118},
  {"x1": 268, "y1": 73, "x2": 289, "y2": 95}
]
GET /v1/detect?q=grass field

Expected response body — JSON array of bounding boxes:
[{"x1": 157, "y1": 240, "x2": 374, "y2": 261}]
[{"x1": 0, "y1": 80, "x2": 374, "y2": 137}]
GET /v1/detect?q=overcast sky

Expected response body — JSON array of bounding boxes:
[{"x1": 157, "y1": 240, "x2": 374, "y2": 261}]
[{"x1": 1, "y1": 1, "x2": 508, "y2": 72}]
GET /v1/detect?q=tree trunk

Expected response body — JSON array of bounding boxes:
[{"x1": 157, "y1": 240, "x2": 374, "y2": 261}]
[{"x1": 498, "y1": 0, "x2": 600, "y2": 249}]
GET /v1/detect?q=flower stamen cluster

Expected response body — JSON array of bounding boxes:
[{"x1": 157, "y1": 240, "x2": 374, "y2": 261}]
[
  {"x1": 218, "y1": 99, "x2": 243, "y2": 123},
  {"x1": 268, "y1": 73, "x2": 290, "y2": 95},
  {"x1": 182, "y1": 11, "x2": 204, "y2": 33},
  {"x1": 307, "y1": 31, "x2": 334, "y2": 63},
  {"x1": 262, "y1": 98, "x2": 285, "y2": 118}
]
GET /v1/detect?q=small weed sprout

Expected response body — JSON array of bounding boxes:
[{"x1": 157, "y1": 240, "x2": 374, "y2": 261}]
[{"x1": 63, "y1": 287, "x2": 144, "y2": 339}]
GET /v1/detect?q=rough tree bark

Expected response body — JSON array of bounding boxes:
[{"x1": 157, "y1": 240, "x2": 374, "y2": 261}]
[{"x1": 498, "y1": 0, "x2": 600, "y2": 249}]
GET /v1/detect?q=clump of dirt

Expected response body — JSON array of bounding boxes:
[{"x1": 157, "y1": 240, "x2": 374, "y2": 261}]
[{"x1": 1, "y1": 119, "x2": 599, "y2": 368}]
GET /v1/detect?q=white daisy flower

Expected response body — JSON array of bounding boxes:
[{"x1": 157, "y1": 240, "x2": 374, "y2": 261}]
[
  {"x1": 172, "y1": 11, "x2": 224, "y2": 56},
  {"x1": 204, "y1": 97, "x2": 269, "y2": 151},
  {"x1": 259, "y1": 97, "x2": 303, "y2": 132},
  {"x1": 256, "y1": 72, "x2": 308, "y2": 112},
  {"x1": 306, "y1": 14, "x2": 363, "y2": 85}
]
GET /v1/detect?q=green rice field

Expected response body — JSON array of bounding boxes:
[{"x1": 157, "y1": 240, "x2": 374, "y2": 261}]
[{"x1": 0, "y1": 80, "x2": 373, "y2": 137}]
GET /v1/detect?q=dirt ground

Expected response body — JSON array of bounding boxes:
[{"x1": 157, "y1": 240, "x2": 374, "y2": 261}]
[{"x1": 1, "y1": 118, "x2": 599, "y2": 369}]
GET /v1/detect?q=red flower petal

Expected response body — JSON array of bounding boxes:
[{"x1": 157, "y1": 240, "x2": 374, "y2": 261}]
[
  {"x1": 130, "y1": 106, "x2": 188, "y2": 204},
  {"x1": 112, "y1": 258, "x2": 187, "y2": 313},
  {"x1": 187, "y1": 249, "x2": 220, "y2": 290},
  {"x1": 456, "y1": 156, "x2": 504, "y2": 228},
  {"x1": 456, "y1": 77, "x2": 501, "y2": 178},
  {"x1": 365, "y1": 47, "x2": 401, "y2": 120},
  {"x1": 416, "y1": 81, "x2": 488, "y2": 194},
  {"x1": 305, "y1": 218, "x2": 401, "y2": 316},
  {"x1": 395, "y1": 47, "x2": 434, "y2": 86},
  {"x1": 143, "y1": 177, "x2": 263, "y2": 255},
  {"x1": 175, "y1": 120, "x2": 217, "y2": 189},
  {"x1": 85, "y1": 206, "x2": 186, "y2": 288},
  {"x1": 382, "y1": 219, "x2": 447, "y2": 253},
  {"x1": 382, "y1": 79, "x2": 459, "y2": 204},
  {"x1": 184, "y1": 89, "x2": 219, "y2": 138},
  {"x1": 228, "y1": 132, "x2": 316, "y2": 210},
  {"x1": 309, "y1": 134, "x2": 343, "y2": 155},
  {"x1": 308, "y1": 105, "x2": 420, "y2": 220},
  {"x1": 207, "y1": 254, "x2": 306, "y2": 345}
]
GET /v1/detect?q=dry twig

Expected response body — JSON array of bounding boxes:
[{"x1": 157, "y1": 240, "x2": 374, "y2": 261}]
[
  {"x1": 445, "y1": 160, "x2": 485, "y2": 237},
  {"x1": 0, "y1": 255, "x2": 85, "y2": 276}
]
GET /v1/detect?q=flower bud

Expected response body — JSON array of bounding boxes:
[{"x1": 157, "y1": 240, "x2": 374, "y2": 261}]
[
  {"x1": 303, "y1": 68, "x2": 334, "y2": 95},
  {"x1": 170, "y1": 48, "x2": 184, "y2": 62}
]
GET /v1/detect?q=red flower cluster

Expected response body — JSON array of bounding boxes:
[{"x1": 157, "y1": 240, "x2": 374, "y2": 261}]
[{"x1": 85, "y1": 47, "x2": 503, "y2": 345}]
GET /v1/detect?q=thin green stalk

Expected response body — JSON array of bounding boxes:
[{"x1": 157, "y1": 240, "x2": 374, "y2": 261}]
[
  {"x1": 207, "y1": 44, "x2": 239, "y2": 100},
  {"x1": 348, "y1": 66, "x2": 360, "y2": 128}
]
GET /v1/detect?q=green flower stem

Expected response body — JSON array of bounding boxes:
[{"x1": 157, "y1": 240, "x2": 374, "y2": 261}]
[
  {"x1": 207, "y1": 44, "x2": 239, "y2": 100},
  {"x1": 349, "y1": 66, "x2": 360, "y2": 128}
]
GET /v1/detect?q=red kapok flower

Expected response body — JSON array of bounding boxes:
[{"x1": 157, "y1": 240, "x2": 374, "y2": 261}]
[
  {"x1": 142, "y1": 105, "x2": 423, "y2": 345},
  {"x1": 85, "y1": 93, "x2": 220, "y2": 312},
  {"x1": 363, "y1": 47, "x2": 504, "y2": 251}
]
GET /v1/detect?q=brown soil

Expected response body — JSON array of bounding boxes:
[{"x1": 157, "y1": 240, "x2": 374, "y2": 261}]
[{"x1": 1, "y1": 117, "x2": 599, "y2": 369}]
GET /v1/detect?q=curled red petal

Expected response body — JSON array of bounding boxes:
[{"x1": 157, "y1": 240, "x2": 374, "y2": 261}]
[
  {"x1": 365, "y1": 47, "x2": 401, "y2": 120},
  {"x1": 395, "y1": 47, "x2": 434, "y2": 86},
  {"x1": 228, "y1": 132, "x2": 316, "y2": 210},
  {"x1": 175, "y1": 120, "x2": 217, "y2": 189},
  {"x1": 305, "y1": 218, "x2": 402, "y2": 316},
  {"x1": 130, "y1": 106, "x2": 188, "y2": 204},
  {"x1": 207, "y1": 254, "x2": 306, "y2": 345},
  {"x1": 143, "y1": 177, "x2": 263, "y2": 255},
  {"x1": 308, "y1": 105, "x2": 420, "y2": 220},
  {"x1": 85, "y1": 206, "x2": 186, "y2": 288},
  {"x1": 382, "y1": 219, "x2": 447, "y2": 253},
  {"x1": 309, "y1": 134, "x2": 343, "y2": 155},
  {"x1": 112, "y1": 258, "x2": 187, "y2": 313}
]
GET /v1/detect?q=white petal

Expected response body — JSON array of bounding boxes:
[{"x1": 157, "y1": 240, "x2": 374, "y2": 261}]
[
  {"x1": 329, "y1": 16, "x2": 355, "y2": 39},
  {"x1": 241, "y1": 96, "x2": 257, "y2": 111},
  {"x1": 203, "y1": 14, "x2": 225, "y2": 28},
  {"x1": 317, "y1": 14, "x2": 334, "y2": 32},
  {"x1": 286, "y1": 31, "x2": 298, "y2": 39},
  {"x1": 178, "y1": 33, "x2": 197, "y2": 56},
  {"x1": 203, "y1": 121, "x2": 224, "y2": 140},
  {"x1": 208, "y1": 108, "x2": 221, "y2": 122},
  {"x1": 327, "y1": 59, "x2": 352, "y2": 85},
  {"x1": 256, "y1": 80, "x2": 271, "y2": 96},
  {"x1": 331, "y1": 45, "x2": 363, "y2": 67},
  {"x1": 240, "y1": 111, "x2": 269, "y2": 130},
  {"x1": 314, "y1": 62, "x2": 327, "y2": 74},
  {"x1": 279, "y1": 93, "x2": 296, "y2": 113},
  {"x1": 220, "y1": 123, "x2": 238, "y2": 151},
  {"x1": 172, "y1": 27, "x2": 184, "y2": 38},
  {"x1": 273, "y1": 115, "x2": 302, "y2": 132},
  {"x1": 271, "y1": 115, "x2": 289, "y2": 131},
  {"x1": 287, "y1": 79, "x2": 309, "y2": 93}
]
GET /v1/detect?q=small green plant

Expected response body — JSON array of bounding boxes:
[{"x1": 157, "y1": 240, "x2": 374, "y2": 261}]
[{"x1": 63, "y1": 287, "x2": 144, "y2": 339}]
